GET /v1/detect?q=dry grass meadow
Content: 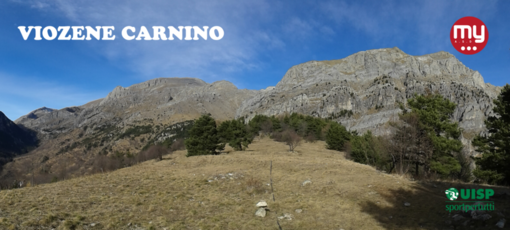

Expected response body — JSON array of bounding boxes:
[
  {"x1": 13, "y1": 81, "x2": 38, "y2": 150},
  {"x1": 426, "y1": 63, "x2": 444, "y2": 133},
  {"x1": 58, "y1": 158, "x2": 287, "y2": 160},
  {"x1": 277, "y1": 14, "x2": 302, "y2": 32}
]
[{"x1": 0, "y1": 137, "x2": 509, "y2": 230}]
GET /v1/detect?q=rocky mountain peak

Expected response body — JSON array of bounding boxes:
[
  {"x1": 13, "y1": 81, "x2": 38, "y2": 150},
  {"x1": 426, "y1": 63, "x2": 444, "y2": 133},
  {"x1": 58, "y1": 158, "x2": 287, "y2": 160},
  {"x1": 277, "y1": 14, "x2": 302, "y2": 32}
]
[
  {"x1": 15, "y1": 77, "x2": 258, "y2": 142},
  {"x1": 100, "y1": 77, "x2": 208, "y2": 106},
  {"x1": 237, "y1": 48, "x2": 501, "y2": 151},
  {"x1": 14, "y1": 107, "x2": 55, "y2": 123},
  {"x1": 0, "y1": 111, "x2": 10, "y2": 129},
  {"x1": 276, "y1": 47, "x2": 483, "y2": 92},
  {"x1": 210, "y1": 80, "x2": 238, "y2": 90}
]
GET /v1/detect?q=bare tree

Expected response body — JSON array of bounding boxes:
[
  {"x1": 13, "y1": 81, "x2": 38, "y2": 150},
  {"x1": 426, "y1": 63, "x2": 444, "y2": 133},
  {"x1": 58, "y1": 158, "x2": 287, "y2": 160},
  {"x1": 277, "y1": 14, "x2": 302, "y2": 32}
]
[
  {"x1": 283, "y1": 129, "x2": 302, "y2": 152},
  {"x1": 19, "y1": 159, "x2": 37, "y2": 186},
  {"x1": 260, "y1": 120, "x2": 273, "y2": 137},
  {"x1": 389, "y1": 113, "x2": 433, "y2": 176}
]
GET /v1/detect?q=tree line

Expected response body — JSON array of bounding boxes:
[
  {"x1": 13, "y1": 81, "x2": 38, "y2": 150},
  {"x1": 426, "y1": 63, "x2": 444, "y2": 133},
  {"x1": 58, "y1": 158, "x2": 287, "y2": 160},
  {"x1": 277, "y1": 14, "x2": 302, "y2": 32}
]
[
  {"x1": 184, "y1": 112, "x2": 346, "y2": 156},
  {"x1": 2, "y1": 84, "x2": 508, "y2": 189},
  {"x1": 186, "y1": 84, "x2": 510, "y2": 186}
]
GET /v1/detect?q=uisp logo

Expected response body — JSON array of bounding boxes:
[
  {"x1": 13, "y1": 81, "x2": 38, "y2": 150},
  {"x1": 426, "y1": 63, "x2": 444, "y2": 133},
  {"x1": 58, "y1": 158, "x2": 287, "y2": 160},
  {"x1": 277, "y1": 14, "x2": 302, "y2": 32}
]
[
  {"x1": 450, "y1": 16, "x2": 489, "y2": 55},
  {"x1": 445, "y1": 188, "x2": 459, "y2": 201},
  {"x1": 444, "y1": 187, "x2": 495, "y2": 213}
]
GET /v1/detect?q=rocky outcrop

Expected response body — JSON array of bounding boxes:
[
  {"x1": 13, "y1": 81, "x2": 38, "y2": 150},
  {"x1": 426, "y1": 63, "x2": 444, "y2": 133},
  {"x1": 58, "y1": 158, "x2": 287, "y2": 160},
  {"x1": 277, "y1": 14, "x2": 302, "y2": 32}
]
[{"x1": 236, "y1": 48, "x2": 500, "y2": 140}]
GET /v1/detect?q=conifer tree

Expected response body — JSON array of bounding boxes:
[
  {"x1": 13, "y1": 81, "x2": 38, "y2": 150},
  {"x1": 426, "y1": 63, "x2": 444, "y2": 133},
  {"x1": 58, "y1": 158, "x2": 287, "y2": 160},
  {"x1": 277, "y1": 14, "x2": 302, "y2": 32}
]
[
  {"x1": 248, "y1": 115, "x2": 269, "y2": 135},
  {"x1": 228, "y1": 119, "x2": 252, "y2": 151},
  {"x1": 473, "y1": 84, "x2": 510, "y2": 184},
  {"x1": 407, "y1": 94, "x2": 463, "y2": 176},
  {"x1": 217, "y1": 120, "x2": 232, "y2": 142},
  {"x1": 185, "y1": 114, "x2": 224, "y2": 156},
  {"x1": 326, "y1": 121, "x2": 350, "y2": 151},
  {"x1": 218, "y1": 119, "x2": 252, "y2": 151}
]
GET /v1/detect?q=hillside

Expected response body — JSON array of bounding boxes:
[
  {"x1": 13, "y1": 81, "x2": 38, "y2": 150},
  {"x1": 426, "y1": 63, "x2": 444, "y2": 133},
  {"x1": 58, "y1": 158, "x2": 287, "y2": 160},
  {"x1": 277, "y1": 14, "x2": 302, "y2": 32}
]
[
  {"x1": 0, "y1": 111, "x2": 37, "y2": 160},
  {"x1": 0, "y1": 138, "x2": 508, "y2": 230},
  {"x1": 0, "y1": 78, "x2": 257, "y2": 183}
]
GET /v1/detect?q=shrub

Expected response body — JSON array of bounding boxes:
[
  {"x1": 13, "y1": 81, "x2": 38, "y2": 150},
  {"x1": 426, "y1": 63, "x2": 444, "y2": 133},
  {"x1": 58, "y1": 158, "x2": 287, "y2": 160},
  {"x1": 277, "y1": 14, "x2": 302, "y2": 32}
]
[
  {"x1": 244, "y1": 176, "x2": 265, "y2": 194},
  {"x1": 345, "y1": 131, "x2": 390, "y2": 171},
  {"x1": 93, "y1": 155, "x2": 121, "y2": 173},
  {"x1": 274, "y1": 129, "x2": 301, "y2": 152},
  {"x1": 170, "y1": 138, "x2": 186, "y2": 151},
  {"x1": 142, "y1": 145, "x2": 169, "y2": 161},
  {"x1": 118, "y1": 125, "x2": 153, "y2": 139}
]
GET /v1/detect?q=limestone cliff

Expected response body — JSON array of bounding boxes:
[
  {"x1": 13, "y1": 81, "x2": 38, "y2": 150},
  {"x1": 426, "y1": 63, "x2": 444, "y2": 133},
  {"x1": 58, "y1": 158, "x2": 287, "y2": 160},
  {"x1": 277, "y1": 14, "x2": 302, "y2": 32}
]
[{"x1": 236, "y1": 48, "x2": 500, "y2": 143}]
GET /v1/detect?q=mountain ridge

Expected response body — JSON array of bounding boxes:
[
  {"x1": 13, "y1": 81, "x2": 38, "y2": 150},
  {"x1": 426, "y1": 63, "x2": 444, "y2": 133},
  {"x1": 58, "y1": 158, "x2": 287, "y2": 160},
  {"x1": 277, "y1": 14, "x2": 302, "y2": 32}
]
[
  {"x1": 0, "y1": 47, "x2": 503, "y2": 182},
  {"x1": 236, "y1": 47, "x2": 500, "y2": 141}
]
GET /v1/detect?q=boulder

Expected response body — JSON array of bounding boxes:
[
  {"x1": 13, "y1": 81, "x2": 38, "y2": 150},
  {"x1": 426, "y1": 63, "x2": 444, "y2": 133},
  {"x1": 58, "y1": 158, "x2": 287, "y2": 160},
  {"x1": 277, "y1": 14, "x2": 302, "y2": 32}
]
[
  {"x1": 256, "y1": 201, "x2": 268, "y2": 208},
  {"x1": 302, "y1": 179, "x2": 312, "y2": 186},
  {"x1": 255, "y1": 208, "x2": 266, "y2": 217},
  {"x1": 496, "y1": 219, "x2": 506, "y2": 228}
]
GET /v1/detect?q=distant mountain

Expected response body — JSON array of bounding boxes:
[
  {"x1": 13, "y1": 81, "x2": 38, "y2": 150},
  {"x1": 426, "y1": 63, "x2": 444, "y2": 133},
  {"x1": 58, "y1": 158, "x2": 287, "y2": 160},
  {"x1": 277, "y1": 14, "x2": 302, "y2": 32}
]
[
  {"x1": 2, "y1": 78, "x2": 258, "y2": 177},
  {"x1": 16, "y1": 78, "x2": 257, "y2": 139},
  {"x1": 0, "y1": 111, "x2": 38, "y2": 159}
]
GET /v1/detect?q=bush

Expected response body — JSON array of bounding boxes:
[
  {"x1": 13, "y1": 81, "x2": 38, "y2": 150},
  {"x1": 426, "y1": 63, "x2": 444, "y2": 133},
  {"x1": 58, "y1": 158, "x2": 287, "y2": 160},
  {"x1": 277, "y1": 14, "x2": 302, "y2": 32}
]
[
  {"x1": 170, "y1": 138, "x2": 186, "y2": 151},
  {"x1": 345, "y1": 131, "x2": 390, "y2": 171},
  {"x1": 93, "y1": 155, "x2": 120, "y2": 173},
  {"x1": 274, "y1": 129, "x2": 302, "y2": 152},
  {"x1": 119, "y1": 125, "x2": 153, "y2": 139},
  {"x1": 142, "y1": 145, "x2": 168, "y2": 161},
  {"x1": 244, "y1": 176, "x2": 265, "y2": 194}
]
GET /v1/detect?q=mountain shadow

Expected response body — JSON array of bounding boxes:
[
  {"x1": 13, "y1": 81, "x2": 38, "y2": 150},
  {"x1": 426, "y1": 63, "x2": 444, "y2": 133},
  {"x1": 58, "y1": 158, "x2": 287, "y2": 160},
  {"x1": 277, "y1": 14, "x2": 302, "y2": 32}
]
[
  {"x1": 0, "y1": 111, "x2": 38, "y2": 161},
  {"x1": 360, "y1": 180, "x2": 510, "y2": 229}
]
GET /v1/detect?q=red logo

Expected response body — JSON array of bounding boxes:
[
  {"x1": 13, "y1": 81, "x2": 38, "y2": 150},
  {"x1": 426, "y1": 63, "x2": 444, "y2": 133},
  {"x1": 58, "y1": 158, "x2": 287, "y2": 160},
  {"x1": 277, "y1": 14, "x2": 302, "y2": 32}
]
[{"x1": 450, "y1": 16, "x2": 488, "y2": 55}]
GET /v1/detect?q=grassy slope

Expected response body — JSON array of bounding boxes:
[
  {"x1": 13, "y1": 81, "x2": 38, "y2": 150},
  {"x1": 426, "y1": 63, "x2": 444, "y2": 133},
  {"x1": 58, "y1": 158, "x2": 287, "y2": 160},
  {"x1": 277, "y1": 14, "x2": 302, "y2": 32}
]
[{"x1": 0, "y1": 137, "x2": 509, "y2": 230}]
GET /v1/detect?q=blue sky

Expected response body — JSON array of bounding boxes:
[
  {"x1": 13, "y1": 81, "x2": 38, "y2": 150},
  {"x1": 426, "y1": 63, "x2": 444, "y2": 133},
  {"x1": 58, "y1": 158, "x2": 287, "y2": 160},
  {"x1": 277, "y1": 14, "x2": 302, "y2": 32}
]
[{"x1": 1, "y1": 0, "x2": 509, "y2": 120}]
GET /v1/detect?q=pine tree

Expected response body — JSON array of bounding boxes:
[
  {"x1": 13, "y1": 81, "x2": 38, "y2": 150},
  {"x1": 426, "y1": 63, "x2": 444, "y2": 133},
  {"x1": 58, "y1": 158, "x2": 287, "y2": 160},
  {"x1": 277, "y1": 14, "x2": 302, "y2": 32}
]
[
  {"x1": 326, "y1": 121, "x2": 350, "y2": 151},
  {"x1": 407, "y1": 94, "x2": 463, "y2": 176},
  {"x1": 185, "y1": 114, "x2": 224, "y2": 157},
  {"x1": 217, "y1": 120, "x2": 232, "y2": 142},
  {"x1": 271, "y1": 116, "x2": 282, "y2": 132},
  {"x1": 473, "y1": 84, "x2": 510, "y2": 184},
  {"x1": 218, "y1": 119, "x2": 253, "y2": 151},
  {"x1": 229, "y1": 119, "x2": 252, "y2": 151},
  {"x1": 248, "y1": 115, "x2": 269, "y2": 135}
]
